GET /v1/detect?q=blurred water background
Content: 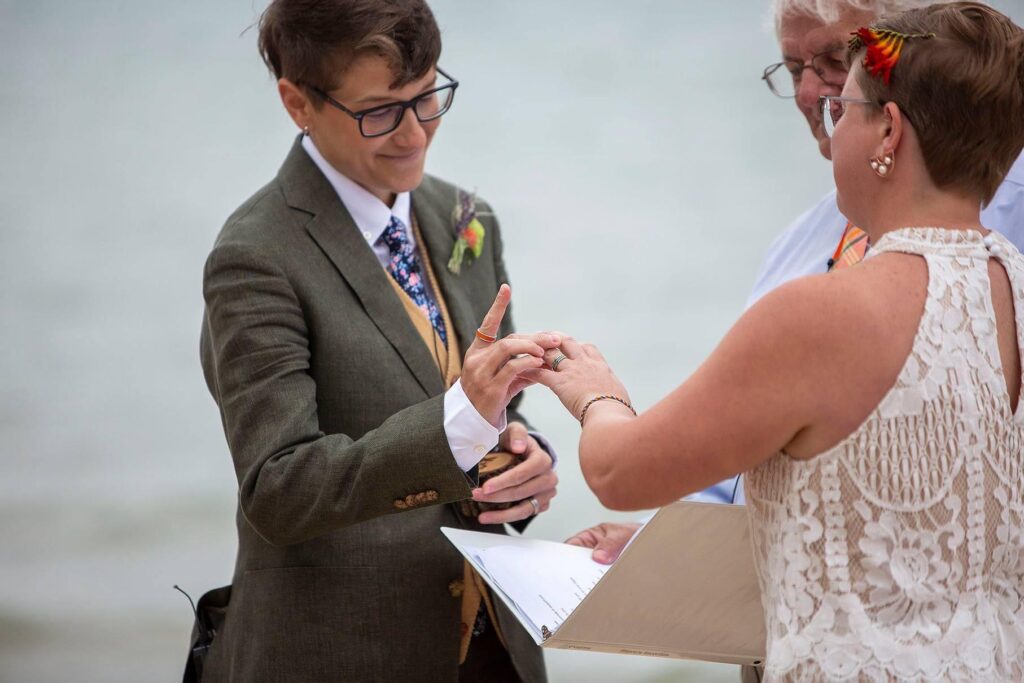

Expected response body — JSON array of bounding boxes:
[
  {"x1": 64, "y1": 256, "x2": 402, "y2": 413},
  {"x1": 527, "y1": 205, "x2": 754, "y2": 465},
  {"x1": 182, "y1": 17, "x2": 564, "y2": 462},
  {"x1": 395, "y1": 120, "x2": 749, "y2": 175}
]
[{"x1": 2, "y1": 0, "x2": 1022, "y2": 680}]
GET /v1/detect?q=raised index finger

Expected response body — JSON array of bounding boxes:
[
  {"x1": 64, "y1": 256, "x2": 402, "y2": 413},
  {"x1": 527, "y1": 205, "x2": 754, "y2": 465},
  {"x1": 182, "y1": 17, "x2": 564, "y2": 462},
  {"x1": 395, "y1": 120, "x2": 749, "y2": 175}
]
[{"x1": 474, "y1": 284, "x2": 511, "y2": 347}]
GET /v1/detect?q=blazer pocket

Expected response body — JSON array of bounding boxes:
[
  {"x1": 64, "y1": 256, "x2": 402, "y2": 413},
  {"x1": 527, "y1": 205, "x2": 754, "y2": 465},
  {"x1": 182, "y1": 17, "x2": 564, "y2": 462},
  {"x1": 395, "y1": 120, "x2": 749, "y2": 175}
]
[{"x1": 228, "y1": 566, "x2": 384, "y2": 680}]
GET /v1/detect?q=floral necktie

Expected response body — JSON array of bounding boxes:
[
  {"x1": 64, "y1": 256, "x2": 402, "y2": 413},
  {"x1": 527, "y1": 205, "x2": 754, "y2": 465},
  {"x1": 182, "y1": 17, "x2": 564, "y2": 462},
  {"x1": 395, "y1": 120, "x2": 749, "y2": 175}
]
[{"x1": 380, "y1": 216, "x2": 447, "y2": 344}]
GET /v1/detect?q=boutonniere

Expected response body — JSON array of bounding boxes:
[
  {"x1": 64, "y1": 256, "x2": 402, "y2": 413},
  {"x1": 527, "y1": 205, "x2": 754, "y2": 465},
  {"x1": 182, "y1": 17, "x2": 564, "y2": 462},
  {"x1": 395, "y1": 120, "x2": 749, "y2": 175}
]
[{"x1": 447, "y1": 189, "x2": 491, "y2": 275}]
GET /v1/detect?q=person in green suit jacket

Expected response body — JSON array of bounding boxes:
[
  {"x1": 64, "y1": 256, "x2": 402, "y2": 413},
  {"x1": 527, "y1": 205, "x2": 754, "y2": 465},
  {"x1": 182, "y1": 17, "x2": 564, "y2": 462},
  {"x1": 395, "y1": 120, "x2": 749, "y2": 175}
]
[{"x1": 187, "y1": 1, "x2": 560, "y2": 680}]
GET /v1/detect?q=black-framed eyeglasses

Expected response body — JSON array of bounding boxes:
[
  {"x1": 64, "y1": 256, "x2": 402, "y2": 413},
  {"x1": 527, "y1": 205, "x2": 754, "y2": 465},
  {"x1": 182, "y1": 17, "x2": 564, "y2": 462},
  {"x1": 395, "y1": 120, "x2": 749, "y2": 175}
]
[
  {"x1": 309, "y1": 66, "x2": 459, "y2": 138},
  {"x1": 820, "y1": 95, "x2": 877, "y2": 137},
  {"x1": 762, "y1": 49, "x2": 848, "y2": 98}
]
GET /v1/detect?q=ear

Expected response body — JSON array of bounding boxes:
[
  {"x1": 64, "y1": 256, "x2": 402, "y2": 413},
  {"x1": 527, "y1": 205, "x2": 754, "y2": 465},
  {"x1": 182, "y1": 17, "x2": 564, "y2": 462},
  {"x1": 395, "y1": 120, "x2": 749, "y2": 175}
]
[
  {"x1": 878, "y1": 100, "x2": 904, "y2": 158},
  {"x1": 278, "y1": 78, "x2": 314, "y2": 132}
]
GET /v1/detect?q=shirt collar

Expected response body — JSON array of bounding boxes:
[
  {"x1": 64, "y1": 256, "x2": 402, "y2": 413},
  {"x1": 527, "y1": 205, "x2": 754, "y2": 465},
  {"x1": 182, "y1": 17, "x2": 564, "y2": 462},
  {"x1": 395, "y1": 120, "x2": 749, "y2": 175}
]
[
  {"x1": 301, "y1": 135, "x2": 412, "y2": 248},
  {"x1": 1006, "y1": 150, "x2": 1024, "y2": 187}
]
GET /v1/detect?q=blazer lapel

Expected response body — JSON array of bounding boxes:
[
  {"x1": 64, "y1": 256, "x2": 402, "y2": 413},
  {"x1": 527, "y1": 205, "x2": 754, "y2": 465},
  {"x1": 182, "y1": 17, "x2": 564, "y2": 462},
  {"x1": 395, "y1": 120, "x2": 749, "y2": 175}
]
[
  {"x1": 277, "y1": 138, "x2": 445, "y2": 397},
  {"x1": 413, "y1": 187, "x2": 480, "y2": 356}
]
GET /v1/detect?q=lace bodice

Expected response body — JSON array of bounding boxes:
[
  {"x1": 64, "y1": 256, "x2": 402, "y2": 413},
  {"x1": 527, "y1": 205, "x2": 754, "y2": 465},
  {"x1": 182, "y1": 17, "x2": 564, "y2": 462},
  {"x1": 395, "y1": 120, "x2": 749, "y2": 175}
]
[{"x1": 746, "y1": 228, "x2": 1024, "y2": 681}]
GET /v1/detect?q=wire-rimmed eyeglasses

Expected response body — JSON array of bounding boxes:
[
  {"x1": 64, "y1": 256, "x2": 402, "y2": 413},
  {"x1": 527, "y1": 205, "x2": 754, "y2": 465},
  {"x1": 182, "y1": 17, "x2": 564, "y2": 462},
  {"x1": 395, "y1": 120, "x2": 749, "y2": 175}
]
[
  {"x1": 820, "y1": 95, "x2": 877, "y2": 137},
  {"x1": 762, "y1": 50, "x2": 848, "y2": 98}
]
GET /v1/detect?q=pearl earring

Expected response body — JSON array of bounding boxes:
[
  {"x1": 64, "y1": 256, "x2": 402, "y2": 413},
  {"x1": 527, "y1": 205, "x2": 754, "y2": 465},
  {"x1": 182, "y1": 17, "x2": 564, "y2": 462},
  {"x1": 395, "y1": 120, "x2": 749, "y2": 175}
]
[
  {"x1": 303, "y1": 126, "x2": 310, "y2": 136},
  {"x1": 870, "y1": 151, "x2": 895, "y2": 178}
]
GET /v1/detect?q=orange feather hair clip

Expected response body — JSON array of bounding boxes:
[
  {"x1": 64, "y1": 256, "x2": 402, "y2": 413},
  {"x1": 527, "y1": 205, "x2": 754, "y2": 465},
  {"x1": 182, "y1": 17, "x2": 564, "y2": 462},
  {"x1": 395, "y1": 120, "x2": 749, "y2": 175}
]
[{"x1": 848, "y1": 27, "x2": 935, "y2": 85}]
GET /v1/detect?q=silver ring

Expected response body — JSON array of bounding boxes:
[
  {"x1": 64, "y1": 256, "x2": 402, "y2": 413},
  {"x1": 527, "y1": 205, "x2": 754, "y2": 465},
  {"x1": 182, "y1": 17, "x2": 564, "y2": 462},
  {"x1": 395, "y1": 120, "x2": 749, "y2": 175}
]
[
  {"x1": 528, "y1": 497, "x2": 541, "y2": 516},
  {"x1": 551, "y1": 353, "x2": 568, "y2": 371}
]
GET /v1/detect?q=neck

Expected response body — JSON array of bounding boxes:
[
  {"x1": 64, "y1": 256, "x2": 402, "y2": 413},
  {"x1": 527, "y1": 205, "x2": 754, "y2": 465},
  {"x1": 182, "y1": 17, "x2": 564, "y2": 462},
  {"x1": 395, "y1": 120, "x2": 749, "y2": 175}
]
[
  {"x1": 859, "y1": 184, "x2": 984, "y2": 243},
  {"x1": 356, "y1": 181, "x2": 396, "y2": 206},
  {"x1": 370, "y1": 188, "x2": 398, "y2": 207}
]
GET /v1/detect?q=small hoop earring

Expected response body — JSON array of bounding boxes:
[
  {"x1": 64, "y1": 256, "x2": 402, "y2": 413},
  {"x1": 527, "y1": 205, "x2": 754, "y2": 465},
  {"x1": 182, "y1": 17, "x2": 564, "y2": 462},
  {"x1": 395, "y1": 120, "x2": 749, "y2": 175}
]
[{"x1": 870, "y1": 151, "x2": 895, "y2": 178}]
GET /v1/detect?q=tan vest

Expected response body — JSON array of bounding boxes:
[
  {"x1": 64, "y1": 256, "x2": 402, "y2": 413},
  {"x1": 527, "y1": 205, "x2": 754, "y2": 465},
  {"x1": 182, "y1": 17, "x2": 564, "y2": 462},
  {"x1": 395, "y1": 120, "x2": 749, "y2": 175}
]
[{"x1": 384, "y1": 212, "x2": 507, "y2": 662}]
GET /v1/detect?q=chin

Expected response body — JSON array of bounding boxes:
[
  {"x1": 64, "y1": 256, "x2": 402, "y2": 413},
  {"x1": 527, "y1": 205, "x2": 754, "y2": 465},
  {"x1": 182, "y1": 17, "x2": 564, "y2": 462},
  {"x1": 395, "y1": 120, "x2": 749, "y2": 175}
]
[
  {"x1": 804, "y1": 116, "x2": 832, "y2": 161},
  {"x1": 369, "y1": 173, "x2": 420, "y2": 198},
  {"x1": 818, "y1": 136, "x2": 833, "y2": 161},
  {"x1": 394, "y1": 171, "x2": 425, "y2": 193}
]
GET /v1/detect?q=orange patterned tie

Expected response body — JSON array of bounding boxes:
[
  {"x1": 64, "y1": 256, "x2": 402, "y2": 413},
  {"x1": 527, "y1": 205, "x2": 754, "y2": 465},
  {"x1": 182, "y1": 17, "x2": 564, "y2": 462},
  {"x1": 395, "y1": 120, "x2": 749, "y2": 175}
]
[{"x1": 828, "y1": 222, "x2": 870, "y2": 271}]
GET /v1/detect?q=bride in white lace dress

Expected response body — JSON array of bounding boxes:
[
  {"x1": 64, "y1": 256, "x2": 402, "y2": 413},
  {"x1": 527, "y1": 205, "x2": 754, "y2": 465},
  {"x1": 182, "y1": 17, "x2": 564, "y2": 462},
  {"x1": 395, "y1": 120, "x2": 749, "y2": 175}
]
[{"x1": 526, "y1": 3, "x2": 1024, "y2": 680}]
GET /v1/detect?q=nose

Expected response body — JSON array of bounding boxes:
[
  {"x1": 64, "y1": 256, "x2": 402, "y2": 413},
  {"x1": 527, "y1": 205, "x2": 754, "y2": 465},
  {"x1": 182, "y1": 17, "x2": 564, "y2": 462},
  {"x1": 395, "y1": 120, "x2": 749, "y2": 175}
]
[
  {"x1": 391, "y1": 107, "x2": 427, "y2": 147},
  {"x1": 795, "y1": 69, "x2": 826, "y2": 115}
]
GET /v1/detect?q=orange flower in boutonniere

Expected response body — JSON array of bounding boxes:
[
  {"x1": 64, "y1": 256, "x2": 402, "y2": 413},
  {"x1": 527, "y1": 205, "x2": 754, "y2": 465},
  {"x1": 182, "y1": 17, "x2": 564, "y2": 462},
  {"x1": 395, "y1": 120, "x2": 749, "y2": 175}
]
[{"x1": 447, "y1": 189, "x2": 491, "y2": 275}]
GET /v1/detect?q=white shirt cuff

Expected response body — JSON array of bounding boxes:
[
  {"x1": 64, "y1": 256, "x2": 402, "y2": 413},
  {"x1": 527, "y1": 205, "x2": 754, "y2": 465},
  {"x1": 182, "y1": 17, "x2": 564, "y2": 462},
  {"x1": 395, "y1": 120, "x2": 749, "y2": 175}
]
[{"x1": 444, "y1": 379, "x2": 507, "y2": 472}]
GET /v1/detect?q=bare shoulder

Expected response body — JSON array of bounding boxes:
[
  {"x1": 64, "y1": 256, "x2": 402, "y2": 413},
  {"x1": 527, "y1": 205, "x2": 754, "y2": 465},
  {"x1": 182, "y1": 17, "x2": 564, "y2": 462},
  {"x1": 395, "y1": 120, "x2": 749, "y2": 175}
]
[
  {"x1": 740, "y1": 252, "x2": 927, "y2": 353},
  {"x1": 739, "y1": 253, "x2": 930, "y2": 457}
]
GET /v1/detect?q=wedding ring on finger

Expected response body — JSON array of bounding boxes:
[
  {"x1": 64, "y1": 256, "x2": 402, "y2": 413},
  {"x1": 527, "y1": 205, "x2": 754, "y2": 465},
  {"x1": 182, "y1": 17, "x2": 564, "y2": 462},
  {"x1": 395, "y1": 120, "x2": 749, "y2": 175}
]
[
  {"x1": 550, "y1": 353, "x2": 568, "y2": 371},
  {"x1": 475, "y1": 328, "x2": 497, "y2": 344},
  {"x1": 528, "y1": 497, "x2": 541, "y2": 516}
]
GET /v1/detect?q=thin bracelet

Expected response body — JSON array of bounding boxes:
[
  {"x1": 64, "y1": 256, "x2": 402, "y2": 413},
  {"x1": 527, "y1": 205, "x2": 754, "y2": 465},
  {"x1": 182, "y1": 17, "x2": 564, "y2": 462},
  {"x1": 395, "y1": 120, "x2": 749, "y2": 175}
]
[{"x1": 579, "y1": 395, "x2": 636, "y2": 425}]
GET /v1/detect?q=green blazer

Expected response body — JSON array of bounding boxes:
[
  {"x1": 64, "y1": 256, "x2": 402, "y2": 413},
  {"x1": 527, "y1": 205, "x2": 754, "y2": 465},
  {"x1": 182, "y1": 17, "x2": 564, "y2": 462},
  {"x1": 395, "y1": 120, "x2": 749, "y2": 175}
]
[{"x1": 195, "y1": 137, "x2": 546, "y2": 682}]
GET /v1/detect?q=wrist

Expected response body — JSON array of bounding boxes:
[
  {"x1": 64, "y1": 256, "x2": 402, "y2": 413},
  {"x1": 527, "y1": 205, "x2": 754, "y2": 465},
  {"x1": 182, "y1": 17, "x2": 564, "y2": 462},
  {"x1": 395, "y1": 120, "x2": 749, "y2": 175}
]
[
  {"x1": 444, "y1": 380, "x2": 502, "y2": 472},
  {"x1": 460, "y1": 379, "x2": 503, "y2": 429},
  {"x1": 579, "y1": 394, "x2": 635, "y2": 425}
]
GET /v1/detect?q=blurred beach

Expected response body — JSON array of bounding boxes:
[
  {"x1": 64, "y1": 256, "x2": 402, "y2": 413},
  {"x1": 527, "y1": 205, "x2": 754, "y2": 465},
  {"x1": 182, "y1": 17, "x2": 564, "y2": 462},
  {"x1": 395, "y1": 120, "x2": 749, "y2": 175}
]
[{"x1": 2, "y1": 0, "x2": 1021, "y2": 680}]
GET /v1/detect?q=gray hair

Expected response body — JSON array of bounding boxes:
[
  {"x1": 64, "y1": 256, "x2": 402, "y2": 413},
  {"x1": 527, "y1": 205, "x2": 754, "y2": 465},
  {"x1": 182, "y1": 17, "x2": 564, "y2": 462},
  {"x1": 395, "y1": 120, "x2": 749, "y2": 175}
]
[{"x1": 771, "y1": 0, "x2": 934, "y2": 35}]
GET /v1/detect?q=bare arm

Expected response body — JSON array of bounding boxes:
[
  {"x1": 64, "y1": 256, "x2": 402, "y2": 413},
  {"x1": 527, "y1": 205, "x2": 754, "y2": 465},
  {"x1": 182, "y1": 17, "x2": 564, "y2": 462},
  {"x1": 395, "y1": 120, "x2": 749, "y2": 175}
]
[{"x1": 533, "y1": 273, "x2": 862, "y2": 510}]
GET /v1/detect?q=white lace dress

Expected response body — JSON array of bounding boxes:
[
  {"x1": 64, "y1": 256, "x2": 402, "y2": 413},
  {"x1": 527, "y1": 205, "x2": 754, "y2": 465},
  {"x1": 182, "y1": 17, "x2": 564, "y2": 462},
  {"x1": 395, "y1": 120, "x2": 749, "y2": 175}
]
[{"x1": 746, "y1": 228, "x2": 1024, "y2": 681}]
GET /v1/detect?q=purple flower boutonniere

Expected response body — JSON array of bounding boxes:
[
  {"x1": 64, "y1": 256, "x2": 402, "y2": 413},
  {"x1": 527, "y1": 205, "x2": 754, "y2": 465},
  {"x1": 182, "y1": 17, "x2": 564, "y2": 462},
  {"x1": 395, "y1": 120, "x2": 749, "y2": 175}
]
[{"x1": 447, "y1": 190, "x2": 490, "y2": 275}]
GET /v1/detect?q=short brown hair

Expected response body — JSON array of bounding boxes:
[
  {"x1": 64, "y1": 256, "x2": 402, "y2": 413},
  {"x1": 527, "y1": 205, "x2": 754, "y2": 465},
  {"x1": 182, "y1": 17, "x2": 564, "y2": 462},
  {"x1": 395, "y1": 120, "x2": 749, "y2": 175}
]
[
  {"x1": 257, "y1": 0, "x2": 442, "y2": 101},
  {"x1": 849, "y1": 2, "x2": 1024, "y2": 204}
]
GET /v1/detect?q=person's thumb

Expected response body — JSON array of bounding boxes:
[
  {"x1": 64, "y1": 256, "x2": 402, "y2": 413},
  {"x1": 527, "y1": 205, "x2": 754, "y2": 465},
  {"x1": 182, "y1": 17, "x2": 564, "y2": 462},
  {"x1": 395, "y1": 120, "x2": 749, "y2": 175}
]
[
  {"x1": 592, "y1": 536, "x2": 625, "y2": 565},
  {"x1": 504, "y1": 421, "x2": 529, "y2": 455}
]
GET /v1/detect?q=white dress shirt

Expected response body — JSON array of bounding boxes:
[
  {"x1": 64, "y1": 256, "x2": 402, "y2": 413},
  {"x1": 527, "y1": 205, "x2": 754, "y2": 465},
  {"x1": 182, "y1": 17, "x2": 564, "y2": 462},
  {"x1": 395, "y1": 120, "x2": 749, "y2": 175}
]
[
  {"x1": 748, "y1": 151, "x2": 1024, "y2": 307},
  {"x1": 301, "y1": 135, "x2": 502, "y2": 472},
  {"x1": 696, "y1": 150, "x2": 1024, "y2": 505}
]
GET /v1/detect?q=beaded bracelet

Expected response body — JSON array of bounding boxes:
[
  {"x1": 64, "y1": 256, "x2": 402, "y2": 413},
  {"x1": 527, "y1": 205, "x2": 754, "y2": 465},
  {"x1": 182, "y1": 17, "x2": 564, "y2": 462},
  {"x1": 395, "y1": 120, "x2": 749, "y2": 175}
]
[{"x1": 578, "y1": 395, "x2": 636, "y2": 425}]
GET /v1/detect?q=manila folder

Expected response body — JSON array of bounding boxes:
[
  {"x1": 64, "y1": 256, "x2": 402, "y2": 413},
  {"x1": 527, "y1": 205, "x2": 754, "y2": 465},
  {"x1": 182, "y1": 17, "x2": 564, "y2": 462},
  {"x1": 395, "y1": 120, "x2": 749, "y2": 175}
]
[
  {"x1": 550, "y1": 501, "x2": 766, "y2": 665},
  {"x1": 442, "y1": 501, "x2": 765, "y2": 666}
]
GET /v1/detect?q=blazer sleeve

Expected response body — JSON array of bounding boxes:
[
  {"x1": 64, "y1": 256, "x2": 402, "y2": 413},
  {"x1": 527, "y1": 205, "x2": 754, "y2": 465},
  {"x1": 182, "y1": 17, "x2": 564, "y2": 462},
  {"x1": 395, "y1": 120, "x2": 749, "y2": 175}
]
[{"x1": 201, "y1": 241, "x2": 474, "y2": 547}]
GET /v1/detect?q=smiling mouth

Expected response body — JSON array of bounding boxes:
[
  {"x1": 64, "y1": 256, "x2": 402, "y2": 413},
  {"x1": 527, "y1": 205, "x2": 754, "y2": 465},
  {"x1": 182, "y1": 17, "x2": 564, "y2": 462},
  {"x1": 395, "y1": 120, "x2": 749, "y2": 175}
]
[{"x1": 381, "y1": 149, "x2": 422, "y2": 162}]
